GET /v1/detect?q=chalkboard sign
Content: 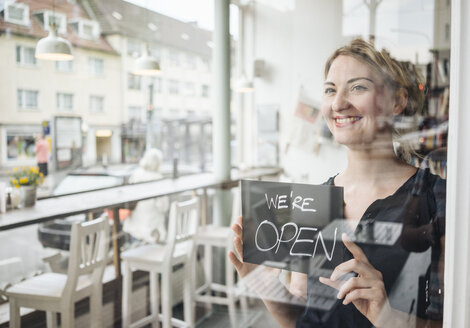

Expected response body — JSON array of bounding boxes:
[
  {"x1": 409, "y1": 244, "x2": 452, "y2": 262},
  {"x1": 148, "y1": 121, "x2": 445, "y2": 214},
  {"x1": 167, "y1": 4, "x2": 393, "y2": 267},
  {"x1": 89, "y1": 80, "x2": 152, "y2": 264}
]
[{"x1": 241, "y1": 180, "x2": 344, "y2": 273}]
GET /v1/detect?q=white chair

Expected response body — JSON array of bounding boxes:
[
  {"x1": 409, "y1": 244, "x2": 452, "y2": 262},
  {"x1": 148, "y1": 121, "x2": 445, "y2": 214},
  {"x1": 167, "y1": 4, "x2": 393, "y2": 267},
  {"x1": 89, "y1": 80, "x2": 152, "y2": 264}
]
[
  {"x1": 194, "y1": 189, "x2": 247, "y2": 327},
  {"x1": 121, "y1": 197, "x2": 199, "y2": 328},
  {"x1": 6, "y1": 217, "x2": 110, "y2": 328}
]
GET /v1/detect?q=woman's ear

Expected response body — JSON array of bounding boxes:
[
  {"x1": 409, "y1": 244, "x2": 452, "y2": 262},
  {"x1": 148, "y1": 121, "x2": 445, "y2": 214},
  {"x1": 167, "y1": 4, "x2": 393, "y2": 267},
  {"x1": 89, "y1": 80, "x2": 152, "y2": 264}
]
[{"x1": 393, "y1": 87, "x2": 408, "y2": 115}]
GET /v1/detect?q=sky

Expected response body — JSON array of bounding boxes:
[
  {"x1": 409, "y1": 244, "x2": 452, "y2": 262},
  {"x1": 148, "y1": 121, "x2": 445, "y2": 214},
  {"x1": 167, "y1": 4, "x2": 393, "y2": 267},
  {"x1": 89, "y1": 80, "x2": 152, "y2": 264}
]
[{"x1": 125, "y1": 0, "x2": 239, "y2": 38}]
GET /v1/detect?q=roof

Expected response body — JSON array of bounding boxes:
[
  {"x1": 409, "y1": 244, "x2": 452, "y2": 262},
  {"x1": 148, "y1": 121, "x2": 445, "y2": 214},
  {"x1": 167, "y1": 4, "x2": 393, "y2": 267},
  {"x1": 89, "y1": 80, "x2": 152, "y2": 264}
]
[
  {"x1": 0, "y1": 0, "x2": 117, "y2": 54},
  {"x1": 80, "y1": 0, "x2": 213, "y2": 58}
]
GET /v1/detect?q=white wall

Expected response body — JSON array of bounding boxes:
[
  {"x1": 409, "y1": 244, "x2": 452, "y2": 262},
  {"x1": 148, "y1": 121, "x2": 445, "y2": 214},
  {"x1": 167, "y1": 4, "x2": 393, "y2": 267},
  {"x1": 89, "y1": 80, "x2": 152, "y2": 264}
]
[{"x1": 244, "y1": 0, "x2": 348, "y2": 182}]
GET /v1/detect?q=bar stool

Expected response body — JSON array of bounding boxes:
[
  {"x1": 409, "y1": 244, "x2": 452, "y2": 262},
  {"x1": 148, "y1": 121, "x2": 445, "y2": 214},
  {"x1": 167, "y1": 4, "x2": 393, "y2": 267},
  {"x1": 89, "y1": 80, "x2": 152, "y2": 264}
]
[
  {"x1": 121, "y1": 197, "x2": 199, "y2": 328},
  {"x1": 194, "y1": 190, "x2": 247, "y2": 327}
]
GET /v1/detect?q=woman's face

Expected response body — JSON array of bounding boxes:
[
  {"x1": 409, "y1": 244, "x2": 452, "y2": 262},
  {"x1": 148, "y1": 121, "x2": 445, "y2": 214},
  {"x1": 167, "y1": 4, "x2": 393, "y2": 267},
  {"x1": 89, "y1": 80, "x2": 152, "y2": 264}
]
[{"x1": 321, "y1": 55, "x2": 397, "y2": 147}]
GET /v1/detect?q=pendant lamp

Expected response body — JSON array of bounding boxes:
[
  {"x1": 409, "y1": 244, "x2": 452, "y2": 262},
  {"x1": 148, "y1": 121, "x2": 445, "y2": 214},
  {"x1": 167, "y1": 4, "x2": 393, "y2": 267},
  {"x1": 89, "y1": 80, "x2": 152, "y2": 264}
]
[
  {"x1": 133, "y1": 45, "x2": 161, "y2": 76},
  {"x1": 35, "y1": 22, "x2": 73, "y2": 61}
]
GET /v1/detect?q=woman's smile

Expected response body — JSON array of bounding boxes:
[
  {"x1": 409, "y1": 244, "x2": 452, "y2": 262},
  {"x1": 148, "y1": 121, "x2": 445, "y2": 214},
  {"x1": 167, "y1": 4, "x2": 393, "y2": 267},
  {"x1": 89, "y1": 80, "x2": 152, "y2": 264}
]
[{"x1": 334, "y1": 115, "x2": 363, "y2": 127}]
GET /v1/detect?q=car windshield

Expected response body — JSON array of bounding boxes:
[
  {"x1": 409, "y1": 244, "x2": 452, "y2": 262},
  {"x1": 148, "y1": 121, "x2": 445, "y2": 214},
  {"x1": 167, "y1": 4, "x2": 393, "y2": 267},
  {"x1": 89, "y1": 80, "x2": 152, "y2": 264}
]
[{"x1": 52, "y1": 175, "x2": 124, "y2": 196}]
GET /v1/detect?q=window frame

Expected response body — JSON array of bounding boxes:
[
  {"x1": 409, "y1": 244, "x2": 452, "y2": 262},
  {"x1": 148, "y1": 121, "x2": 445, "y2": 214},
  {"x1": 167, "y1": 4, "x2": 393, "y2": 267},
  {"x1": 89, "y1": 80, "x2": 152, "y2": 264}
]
[
  {"x1": 442, "y1": 0, "x2": 470, "y2": 326},
  {"x1": 16, "y1": 45, "x2": 37, "y2": 67},
  {"x1": 89, "y1": 57, "x2": 104, "y2": 76},
  {"x1": 128, "y1": 73, "x2": 142, "y2": 90},
  {"x1": 90, "y1": 95, "x2": 105, "y2": 114},
  {"x1": 42, "y1": 11, "x2": 67, "y2": 34},
  {"x1": 56, "y1": 92, "x2": 74, "y2": 112},
  {"x1": 17, "y1": 89, "x2": 39, "y2": 110},
  {"x1": 4, "y1": 2, "x2": 30, "y2": 26}
]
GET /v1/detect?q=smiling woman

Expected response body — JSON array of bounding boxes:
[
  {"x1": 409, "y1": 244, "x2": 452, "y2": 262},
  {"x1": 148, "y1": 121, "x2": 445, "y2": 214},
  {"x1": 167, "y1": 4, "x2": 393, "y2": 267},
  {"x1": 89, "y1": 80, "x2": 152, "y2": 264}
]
[{"x1": 229, "y1": 38, "x2": 446, "y2": 328}]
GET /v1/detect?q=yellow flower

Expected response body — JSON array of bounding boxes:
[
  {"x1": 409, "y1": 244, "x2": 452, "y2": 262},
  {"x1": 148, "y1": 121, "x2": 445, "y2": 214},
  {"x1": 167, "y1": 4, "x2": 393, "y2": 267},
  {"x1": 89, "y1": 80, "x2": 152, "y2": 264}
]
[
  {"x1": 39, "y1": 172, "x2": 44, "y2": 178},
  {"x1": 13, "y1": 167, "x2": 18, "y2": 172},
  {"x1": 19, "y1": 177, "x2": 29, "y2": 184},
  {"x1": 15, "y1": 184, "x2": 20, "y2": 188},
  {"x1": 12, "y1": 179, "x2": 18, "y2": 185}
]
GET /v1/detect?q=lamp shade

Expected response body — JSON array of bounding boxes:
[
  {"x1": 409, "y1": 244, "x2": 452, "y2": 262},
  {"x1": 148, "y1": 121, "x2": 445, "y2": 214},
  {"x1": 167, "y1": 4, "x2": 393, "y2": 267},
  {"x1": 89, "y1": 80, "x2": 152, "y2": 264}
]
[
  {"x1": 235, "y1": 74, "x2": 254, "y2": 93},
  {"x1": 133, "y1": 50, "x2": 161, "y2": 76},
  {"x1": 35, "y1": 28, "x2": 73, "y2": 61}
]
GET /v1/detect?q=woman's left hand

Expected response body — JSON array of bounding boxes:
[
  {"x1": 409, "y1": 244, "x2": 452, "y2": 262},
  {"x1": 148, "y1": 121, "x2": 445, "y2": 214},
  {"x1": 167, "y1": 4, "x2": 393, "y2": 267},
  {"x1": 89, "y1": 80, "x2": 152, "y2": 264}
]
[{"x1": 319, "y1": 233, "x2": 393, "y2": 327}]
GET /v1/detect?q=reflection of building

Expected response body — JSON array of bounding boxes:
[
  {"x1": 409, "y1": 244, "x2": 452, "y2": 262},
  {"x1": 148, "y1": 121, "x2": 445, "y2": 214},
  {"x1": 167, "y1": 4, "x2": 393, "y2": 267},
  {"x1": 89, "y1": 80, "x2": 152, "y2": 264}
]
[
  {"x1": 0, "y1": 0, "x2": 215, "y2": 171},
  {"x1": 81, "y1": 0, "x2": 213, "y2": 163},
  {"x1": 0, "y1": 0, "x2": 121, "y2": 170}
]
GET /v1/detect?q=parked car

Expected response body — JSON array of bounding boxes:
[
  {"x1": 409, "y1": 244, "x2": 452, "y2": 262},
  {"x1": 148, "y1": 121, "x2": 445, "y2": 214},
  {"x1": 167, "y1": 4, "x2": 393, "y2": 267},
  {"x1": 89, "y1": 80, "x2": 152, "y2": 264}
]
[
  {"x1": 37, "y1": 163, "x2": 202, "y2": 252},
  {"x1": 50, "y1": 164, "x2": 139, "y2": 197}
]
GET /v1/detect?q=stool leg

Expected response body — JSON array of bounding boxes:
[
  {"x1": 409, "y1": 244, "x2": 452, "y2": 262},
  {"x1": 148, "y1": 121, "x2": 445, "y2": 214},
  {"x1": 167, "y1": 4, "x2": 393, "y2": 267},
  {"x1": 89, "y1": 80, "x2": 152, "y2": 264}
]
[
  {"x1": 150, "y1": 272, "x2": 160, "y2": 328},
  {"x1": 239, "y1": 284, "x2": 248, "y2": 323},
  {"x1": 161, "y1": 271, "x2": 172, "y2": 328},
  {"x1": 90, "y1": 285, "x2": 103, "y2": 328},
  {"x1": 203, "y1": 244, "x2": 213, "y2": 314},
  {"x1": 226, "y1": 253, "x2": 238, "y2": 328},
  {"x1": 122, "y1": 261, "x2": 132, "y2": 328},
  {"x1": 183, "y1": 263, "x2": 195, "y2": 328},
  {"x1": 9, "y1": 298, "x2": 20, "y2": 328},
  {"x1": 60, "y1": 305, "x2": 74, "y2": 328},
  {"x1": 46, "y1": 312, "x2": 57, "y2": 328}
]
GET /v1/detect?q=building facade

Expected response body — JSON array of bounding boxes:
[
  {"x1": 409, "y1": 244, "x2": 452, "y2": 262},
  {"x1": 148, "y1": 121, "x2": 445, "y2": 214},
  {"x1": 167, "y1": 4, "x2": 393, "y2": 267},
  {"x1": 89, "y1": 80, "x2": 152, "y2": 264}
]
[{"x1": 0, "y1": 0, "x2": 216, "y2": 171}]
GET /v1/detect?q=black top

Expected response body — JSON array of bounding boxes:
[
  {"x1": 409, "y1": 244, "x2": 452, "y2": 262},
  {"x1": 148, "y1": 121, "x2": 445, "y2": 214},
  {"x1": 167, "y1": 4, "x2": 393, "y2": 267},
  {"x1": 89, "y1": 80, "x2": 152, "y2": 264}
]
[{"x1": 296, "y1": 168, "x2": 446, "y2": 328}]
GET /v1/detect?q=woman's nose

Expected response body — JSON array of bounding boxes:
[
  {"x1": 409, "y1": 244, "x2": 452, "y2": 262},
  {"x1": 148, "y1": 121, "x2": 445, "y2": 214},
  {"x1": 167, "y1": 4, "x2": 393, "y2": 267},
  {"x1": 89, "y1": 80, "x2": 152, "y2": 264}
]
[{"x1": 332, "y1": 91, "x2": 350, "y2": 112}]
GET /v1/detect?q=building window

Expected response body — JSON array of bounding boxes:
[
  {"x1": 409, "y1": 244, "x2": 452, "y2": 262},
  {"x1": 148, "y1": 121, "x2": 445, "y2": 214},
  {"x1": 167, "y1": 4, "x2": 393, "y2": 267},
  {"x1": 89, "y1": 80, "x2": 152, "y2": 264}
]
[
  {"x1": 89, "y1": 57, "x2": 104, "y2": 75},
  {"x1": 128, "y1": 106, "x2": 142, "y2": 123},
  {"x1": 90, "y1": 95, "x2": 104, "y2": 113},
  {"x1": 4, "y1": 2, "x2": 30, "y2": 26},
  {"x1": 55, "y1": 60, "x2": 73, "y2": 72},
  {"x1": 57, "y1": 92, "x2": 74, "y2": 111},
  {"x1": 185, "y1": 82, "x2": 195, "y2": 96},
  {"x1": 169, "y1": 50, "x2": 180, "y2": 67},
  {"x1": 169, "y1": 80, "x2": 179, "y2": 95},
  {"x1": 7, "y1": 135, "x2": 36, "y2": 160},
  {"x1": 185, "y1": 54, "x2": 197, "y2": 70},
  {"x1": 17, "y1": 89, "x2": 39, "y2": 109},
  {"x1": 34, "y1": 11, "x2": 67, "y2": 34},
  {"x1": 80, "y1": 20, "x2": 100, "y2": 40},
  {"x1": 128, "y1": 73, "x2": 142, "y2": 90},
  {"x1": 16, "y1": 45, "x2": 37, "y2": 66},
  {"x1": 201, "y1": 84, "x2": 210, "y2": 98},
  {"x1": 127, "y1": 39, "x2": 142, "y2": 57}
]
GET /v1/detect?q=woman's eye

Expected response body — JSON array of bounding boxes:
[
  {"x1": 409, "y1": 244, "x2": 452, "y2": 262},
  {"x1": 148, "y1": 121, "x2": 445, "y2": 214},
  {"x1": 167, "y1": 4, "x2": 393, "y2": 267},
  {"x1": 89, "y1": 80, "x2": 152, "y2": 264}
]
[
  {"x1": 324, "y1": 88, "x2": 335, "y2": 94},
  {"x1": 352, "y1": 85, "x2": 367, "y2": 92}
]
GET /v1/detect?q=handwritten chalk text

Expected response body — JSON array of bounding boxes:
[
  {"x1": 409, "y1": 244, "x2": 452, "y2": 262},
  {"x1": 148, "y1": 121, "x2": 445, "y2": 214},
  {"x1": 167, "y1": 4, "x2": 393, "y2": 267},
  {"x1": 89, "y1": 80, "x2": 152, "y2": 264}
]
[
  {"x1": 254, "y1": 220, "x2": 337, "y2": 260},
  {"x1": 264, "y1": 192, "x2": 317, "y2": 212}
]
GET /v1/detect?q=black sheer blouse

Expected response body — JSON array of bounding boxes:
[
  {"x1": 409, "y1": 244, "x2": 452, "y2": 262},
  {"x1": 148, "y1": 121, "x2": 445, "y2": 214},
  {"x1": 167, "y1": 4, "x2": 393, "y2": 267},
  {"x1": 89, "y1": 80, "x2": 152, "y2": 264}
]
[{"x1": 296, "y1": 168, "x2": 446, "y2": 328}]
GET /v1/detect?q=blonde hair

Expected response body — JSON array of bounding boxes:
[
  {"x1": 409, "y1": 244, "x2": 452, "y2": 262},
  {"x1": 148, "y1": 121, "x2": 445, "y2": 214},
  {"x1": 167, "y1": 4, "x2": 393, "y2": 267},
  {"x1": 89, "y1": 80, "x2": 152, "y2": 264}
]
[
  {"x1": 324, "y1": 38, "x2": 425, "y2": 117},
  {"x1": 324, "y1": 38, "x2": 426, "y2": 163}
]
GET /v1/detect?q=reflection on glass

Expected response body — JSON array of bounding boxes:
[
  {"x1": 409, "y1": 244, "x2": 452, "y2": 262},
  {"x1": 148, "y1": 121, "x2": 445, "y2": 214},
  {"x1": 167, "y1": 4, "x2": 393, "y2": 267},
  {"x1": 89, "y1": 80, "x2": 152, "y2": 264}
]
[{"x1": 230, "y1": 38, "x2": 446, "y2": 328}]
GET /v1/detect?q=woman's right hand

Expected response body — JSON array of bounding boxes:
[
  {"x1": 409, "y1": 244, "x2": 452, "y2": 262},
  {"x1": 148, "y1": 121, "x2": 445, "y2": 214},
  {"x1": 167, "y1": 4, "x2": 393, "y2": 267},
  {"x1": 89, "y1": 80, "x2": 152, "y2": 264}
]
[{"x1": 228, "y1": 216, "x2": 260, "y2": 278}]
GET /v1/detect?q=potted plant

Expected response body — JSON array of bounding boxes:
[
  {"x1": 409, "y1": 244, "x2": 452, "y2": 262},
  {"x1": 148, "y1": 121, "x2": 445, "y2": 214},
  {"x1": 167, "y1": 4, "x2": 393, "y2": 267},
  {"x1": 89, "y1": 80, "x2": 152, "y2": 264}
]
[{"x1": 10, "y1": 166, "x2": 44, "y2": 207}]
